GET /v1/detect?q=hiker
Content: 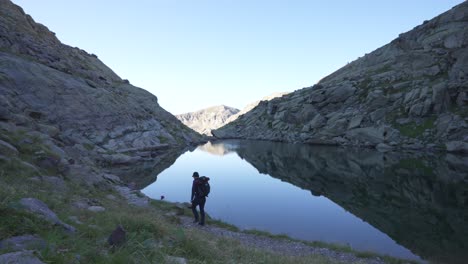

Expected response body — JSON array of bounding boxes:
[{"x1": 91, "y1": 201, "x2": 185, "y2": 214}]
[{"x1": 190, "y1": 171, "x2": 210, "y2": 226}]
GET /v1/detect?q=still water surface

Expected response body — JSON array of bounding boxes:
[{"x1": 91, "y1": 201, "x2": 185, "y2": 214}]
[{"x1": 141, "y1": 140, "x2": 468, "y2": 263}]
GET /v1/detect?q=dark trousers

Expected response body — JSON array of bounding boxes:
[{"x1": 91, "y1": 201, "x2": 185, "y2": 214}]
[{"x1": 191, "y1": 196, "x2": 206, "y2": 224}]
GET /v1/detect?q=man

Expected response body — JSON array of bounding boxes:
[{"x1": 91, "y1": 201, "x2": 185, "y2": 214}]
[{"x1": 191, "y1": 171, "x2": 206, "y2": 226}]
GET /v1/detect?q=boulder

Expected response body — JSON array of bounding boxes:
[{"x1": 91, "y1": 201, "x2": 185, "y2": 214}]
[
  {"x1": 166, "y1": 256, "x2": 188, "y2": 264},
  {"x1": 0, "y1": 251, "x2": 45, "y2": 264},
  {"x1": 19, "y1": 198, "x2": 76, "y2": 233},
  {"x1": 0, "y1": 139, "x2": 19, "y2": 156},
  {"x1": 376, "y1": 143, "x2": 393, "y2": 152},
  {"x1": 108, "y1": 225, "x2": 126, "y2": 247},
  {"x1": 345, "y1": 127, "x2": 385, "y2": 145},
  {"x1": 308, "y1": 114, "x2": 326, "y2": 129},
  {"x1": 446, "y1": 141, "x2": 468, "y2": 154},
  {"x1": 114, "y1": 186, "x2": 149, "y2": 207},
  {"x1": 366, "y1": 90, "x2": 388, "y2": 109},
  {"x1": 326, "y1": 83, "x2": 356, "y2": 103},
  {"x1": 87, "y1": 206, "x2": 106, "y2": 212},
  {"x1": 102, "y1": 173, "x2": 122, "y2": 184},
  {"x1": 323, "y1": 118, "x2": 348, "y2": 136},
  {"x1": 370, "y1": 109, "x2": 386, "y2": 122},
  {"x1": 0, "y1": 235, "x2": 46, "y2": 251},
  {"x1": 348, "y1": 115, "x2": 363, "y2": 129},
  {"x1": 444, "y1": 33, "x2": 464, "y2": 49}
]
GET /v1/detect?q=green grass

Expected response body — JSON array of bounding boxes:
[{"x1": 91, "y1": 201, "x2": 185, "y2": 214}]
[
  {"x1": 243, "y1": 229, "x2": 290, "y2": 240},
  {"x1": 448, "y1": 103, "x2": 468, "y2": 118},
  {"x1": 83, "y1": 143, "x2": 95, "y2": 151},
  {"x1": 374, "y1": 64, "x2": 393, "y2": 75},
  {"x1": 394, "y1": 116, "x2": 436, "y2": 138},
  {"x1": 357, "y1": 77, "x2": 373, "y2": 102},
  {"x1": 0, "y1": 185, "x2": 336, "y2": 263},
  {"x1": 158, "y1": 136, "x2": 169, "y2": 144}
]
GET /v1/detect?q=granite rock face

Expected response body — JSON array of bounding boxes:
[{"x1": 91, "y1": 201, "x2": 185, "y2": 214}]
[
  {"x1": 213, "y1": 2, "x2": 468, "y2": 152},
  {"x1": 0, "y1": 0, "x2": 203, "y2": 159}
]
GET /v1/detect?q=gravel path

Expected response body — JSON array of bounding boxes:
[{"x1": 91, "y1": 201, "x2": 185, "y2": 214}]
[{"x1": 178, "y1": 216, "x2": 390, "y2": 264}]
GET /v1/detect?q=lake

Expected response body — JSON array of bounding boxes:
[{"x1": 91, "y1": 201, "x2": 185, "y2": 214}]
[{"x1": 139, "y1": 140, "x2": 468, "y2": 263}]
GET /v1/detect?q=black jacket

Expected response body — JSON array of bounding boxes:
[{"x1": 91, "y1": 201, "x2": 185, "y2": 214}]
[{"x1": 191, "y1": 178, "x2": 202, "y2": 201}]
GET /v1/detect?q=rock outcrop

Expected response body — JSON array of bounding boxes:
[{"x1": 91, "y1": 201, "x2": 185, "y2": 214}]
[
  {"x1": 19, "y1": 198, "x2": 76, "y2": 232},
  {"x1": 0, "y1": 251, "x2": 45, "y2": 264},
  {"x1": 0, "y1": 0, "x2": 203, "y2": 161},
  {"x1": 213, "y1": 2, "x2": 468, "y2": 152},
  {"x1": 176, "y1": 105, "x2": 239, "y2": 135}
]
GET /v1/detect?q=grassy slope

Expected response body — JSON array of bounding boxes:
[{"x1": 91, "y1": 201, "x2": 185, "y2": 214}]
[{"x1": 0, "y1": 173, "x2": 332, "y2": 263}]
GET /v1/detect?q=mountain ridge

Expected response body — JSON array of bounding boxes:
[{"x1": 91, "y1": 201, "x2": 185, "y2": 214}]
[
  {"x1": 213, "y1": 2, "x2": 468, "y2": 153},
  {"x1": 176, "y1": 93, "x2": 289, "y2": 135},
  {"x1": 176, "y1": 105, "x2": 240, "y2": 135}
]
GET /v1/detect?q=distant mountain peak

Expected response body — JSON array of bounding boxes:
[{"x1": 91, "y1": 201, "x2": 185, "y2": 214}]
[
  {"x1": 176, "y1": 105, "x2": 240, "y2": 135},
  {"x1": 176, "y1": 93, "x2": 289, "y2": 136}
]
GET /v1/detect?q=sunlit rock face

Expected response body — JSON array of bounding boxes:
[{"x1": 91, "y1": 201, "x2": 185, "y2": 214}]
[
  {"x1": 213, "y1": 2, "x2": 468, "y2": 153},
  {"x1": 0, "y1": 0, "x2": 203, "y2": 159},
  {"x1": 176, "y1": 105, "x2": 240, "y2": 135},
  {"x1": 177, "y1": 93, "x2": 289, "y2": 136}
]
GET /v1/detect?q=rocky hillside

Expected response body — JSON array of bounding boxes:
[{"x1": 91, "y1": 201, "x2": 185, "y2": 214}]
[
  {"x1": 176, "y1": 105, "x2": 239, "y2": 135},
  {"x1": 0, "y1": 0, "x2": 204, "y2": 173},
  {"x1": 213, "y1": 2, "x2": 468, "y2": 153}
]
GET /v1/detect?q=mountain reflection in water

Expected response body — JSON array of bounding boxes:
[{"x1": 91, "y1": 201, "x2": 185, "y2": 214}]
[{"x1": 141, "y1": 140, "x2": 467, "y2": 264}]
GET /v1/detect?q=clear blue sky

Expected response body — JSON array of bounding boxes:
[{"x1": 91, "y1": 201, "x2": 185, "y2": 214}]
[{"x1": 12, "y1": 0, "x2": 464, "y2": 114}]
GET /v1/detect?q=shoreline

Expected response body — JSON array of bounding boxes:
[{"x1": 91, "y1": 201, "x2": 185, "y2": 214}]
[{"x1": 154, "y1": 200, "x2": 419, "y2": 264}]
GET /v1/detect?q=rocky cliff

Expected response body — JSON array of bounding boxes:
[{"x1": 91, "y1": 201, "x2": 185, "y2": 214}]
[
  {"x1": 0, "y1": 0, "x2": 204, "y2": 187},
  {"x1": 0, "y1": 0, "x2": 203, "y2": 151},
  {"x1": 176, "y1": 105, "x2": 239, "y2": 135},
  {"x1": 213, "y1": 2, "x2": 468, "y2": 153}
]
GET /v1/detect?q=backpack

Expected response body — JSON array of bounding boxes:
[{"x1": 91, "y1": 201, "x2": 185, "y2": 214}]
[{"x1": 197, "y1": 176, "x2": 210, "y2": 197}]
